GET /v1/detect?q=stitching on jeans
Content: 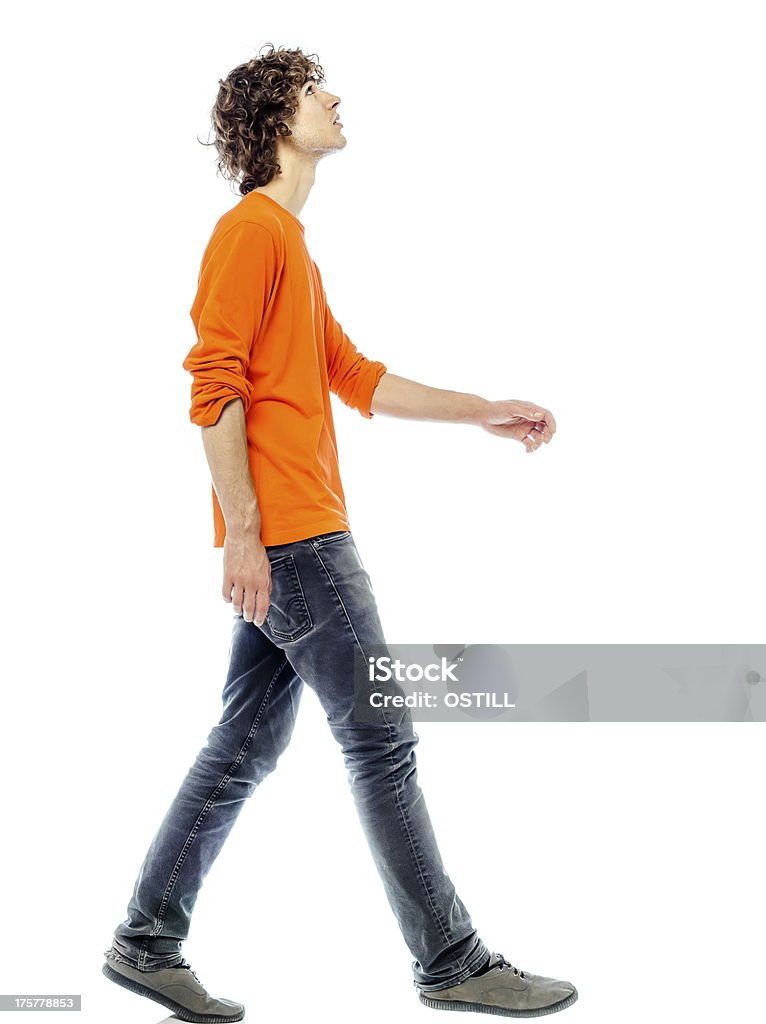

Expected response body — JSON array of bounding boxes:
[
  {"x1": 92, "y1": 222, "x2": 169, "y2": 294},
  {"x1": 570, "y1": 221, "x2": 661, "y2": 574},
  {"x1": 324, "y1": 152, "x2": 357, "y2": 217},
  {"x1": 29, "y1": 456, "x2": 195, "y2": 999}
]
[
  {"x1": 310, "y1": 544, "x2": 461, "y2": 969},
  {"x1": 147, "y1": 653, "x2": 292, "y2": 948},
  {"x1": 385, "y1": 738, "x2": 460, "y2": 960},
  {"x1": 310, "y1": 543, "x2": 392, "y2": 730},
  {"x1": 150, "y1": 653, "x2": 290, "y2": 940},
  {"x1": 266, "y1": 555, "x2": 313, "y2": 641},
  {"x1": 311, "y1": 531, "x2": 351, "y2": 549}
]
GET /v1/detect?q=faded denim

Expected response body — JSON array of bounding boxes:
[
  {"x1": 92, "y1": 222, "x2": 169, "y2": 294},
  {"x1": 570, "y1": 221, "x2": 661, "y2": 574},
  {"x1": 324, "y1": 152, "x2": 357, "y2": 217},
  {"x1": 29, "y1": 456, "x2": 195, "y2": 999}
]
[{"x1": 109, "y1": 530, "x2": 489, "y2": 991}]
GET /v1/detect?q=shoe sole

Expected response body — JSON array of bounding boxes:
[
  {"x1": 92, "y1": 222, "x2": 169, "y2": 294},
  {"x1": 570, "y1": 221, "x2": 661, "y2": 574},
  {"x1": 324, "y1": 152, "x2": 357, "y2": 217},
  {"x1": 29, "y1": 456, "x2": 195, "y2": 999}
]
[
  {"x1": 418, "y1": 986, "x2": 578, "y2": 1018},
  {"x1": 101, "y1": 962, "x2": 244, "y2": 1023}
]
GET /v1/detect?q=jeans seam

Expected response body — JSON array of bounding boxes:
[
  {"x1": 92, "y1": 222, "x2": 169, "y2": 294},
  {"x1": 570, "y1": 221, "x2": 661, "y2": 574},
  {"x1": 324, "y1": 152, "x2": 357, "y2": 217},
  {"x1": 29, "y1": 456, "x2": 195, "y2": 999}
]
[
  {"x1": 389, "y1": 769, "x2": 460, "y2": 965},
  {"x1": 141, "y1": 653, "x2": 291, "y2": 961},
  {"x1": 310, "y1": 544, "x2": 462, "y2": 975}
]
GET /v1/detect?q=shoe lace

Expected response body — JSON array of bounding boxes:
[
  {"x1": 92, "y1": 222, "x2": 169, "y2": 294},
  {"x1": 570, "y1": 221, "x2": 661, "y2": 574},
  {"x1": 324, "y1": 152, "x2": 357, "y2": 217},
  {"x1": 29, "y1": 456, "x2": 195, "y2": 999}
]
[
  {"x1": 178, "y1": 962, "x2": 201, "y2": 984},
  {"x1": 495, "y1": 953, "x2": 525, "y2": 979}
]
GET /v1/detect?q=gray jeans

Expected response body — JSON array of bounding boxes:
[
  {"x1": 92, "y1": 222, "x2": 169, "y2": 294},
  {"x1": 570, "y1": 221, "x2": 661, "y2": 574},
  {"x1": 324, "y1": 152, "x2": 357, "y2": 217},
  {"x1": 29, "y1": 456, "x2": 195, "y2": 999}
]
[{"x1": 109, "y1": 530, "x2": 489, "y2": 991}]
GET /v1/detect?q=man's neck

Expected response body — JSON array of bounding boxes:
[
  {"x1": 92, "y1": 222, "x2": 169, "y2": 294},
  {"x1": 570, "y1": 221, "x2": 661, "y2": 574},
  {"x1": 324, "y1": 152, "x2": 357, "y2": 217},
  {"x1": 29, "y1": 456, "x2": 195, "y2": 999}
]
[{"x1": 250, "y1": 160, "x2": 317, "y2": 220}]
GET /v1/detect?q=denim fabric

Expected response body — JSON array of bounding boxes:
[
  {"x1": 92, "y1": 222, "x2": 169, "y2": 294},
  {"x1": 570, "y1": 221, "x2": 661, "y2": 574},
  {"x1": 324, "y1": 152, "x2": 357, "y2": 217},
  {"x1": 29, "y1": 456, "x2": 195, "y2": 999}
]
[{"x1": 109, "y1": 530, "x2": 489, "y2": 991}]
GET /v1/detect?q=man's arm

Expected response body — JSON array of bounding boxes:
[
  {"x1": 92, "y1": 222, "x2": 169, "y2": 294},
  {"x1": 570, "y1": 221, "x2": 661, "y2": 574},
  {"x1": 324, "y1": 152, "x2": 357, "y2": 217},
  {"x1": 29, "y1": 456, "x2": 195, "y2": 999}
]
[
  {"x1": 200, "y1": 397, "x2": 271, "y2": 626},
  {"x1": 313, "y1": 261, "x2": 388, "y2": 419},
  {"x1": 184, "y1": 221, "x2": 279, "y2": 618},
  {"x1": 370, "y1": 372, "x2": 488, "y2": 422},
  {"x1": 370, "y1": 372, "x2": 557, "y2": 451},
  {"x1": 184, "y1": 222, "x2": 276, "y2": 426}
]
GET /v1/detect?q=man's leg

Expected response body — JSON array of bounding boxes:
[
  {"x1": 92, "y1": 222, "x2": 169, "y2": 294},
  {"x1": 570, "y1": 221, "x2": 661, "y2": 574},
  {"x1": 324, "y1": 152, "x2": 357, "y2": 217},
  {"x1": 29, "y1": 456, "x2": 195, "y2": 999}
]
[
  {"x1": 253, "y1": 530, "x2": 491, "y2": 991},
  {"x1": 107, "y1": 619, "x2": 304, "y2": 971}
]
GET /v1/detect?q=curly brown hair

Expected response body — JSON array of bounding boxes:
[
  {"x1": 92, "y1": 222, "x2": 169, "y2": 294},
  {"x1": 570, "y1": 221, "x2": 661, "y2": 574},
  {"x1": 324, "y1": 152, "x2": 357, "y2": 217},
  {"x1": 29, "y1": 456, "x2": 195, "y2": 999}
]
[{"x1": 202, "y1": 43, "x2": 326, "y2": 196}]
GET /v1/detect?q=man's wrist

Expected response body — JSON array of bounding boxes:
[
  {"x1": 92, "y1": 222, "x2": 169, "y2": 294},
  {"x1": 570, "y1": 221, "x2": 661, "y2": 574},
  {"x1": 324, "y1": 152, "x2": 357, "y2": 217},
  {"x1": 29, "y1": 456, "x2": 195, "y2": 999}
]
[
  {"x1": 225, "y1": 507, "x2": 262, "y2": 539},
  {"x1": 461, "y1": 393, "x2": 490, "y2": 425}
]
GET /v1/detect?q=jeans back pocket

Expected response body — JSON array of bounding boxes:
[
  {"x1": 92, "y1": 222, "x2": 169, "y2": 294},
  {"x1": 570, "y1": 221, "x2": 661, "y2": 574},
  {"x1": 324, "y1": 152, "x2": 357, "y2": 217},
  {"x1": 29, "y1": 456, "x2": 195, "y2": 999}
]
[
  {"x1": 265, "y1": 553, "x2": 313, "y2": 642},
  {"x1": 311, "y1": 530, "x2": 351, "y2": 548}
]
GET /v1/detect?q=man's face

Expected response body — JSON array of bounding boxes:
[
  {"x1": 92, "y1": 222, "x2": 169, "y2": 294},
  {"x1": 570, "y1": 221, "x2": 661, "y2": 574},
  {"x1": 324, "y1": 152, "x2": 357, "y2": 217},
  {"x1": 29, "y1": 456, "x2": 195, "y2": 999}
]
[{"x1": 284, "y1": 78, "x2": 346, "y2": 156}]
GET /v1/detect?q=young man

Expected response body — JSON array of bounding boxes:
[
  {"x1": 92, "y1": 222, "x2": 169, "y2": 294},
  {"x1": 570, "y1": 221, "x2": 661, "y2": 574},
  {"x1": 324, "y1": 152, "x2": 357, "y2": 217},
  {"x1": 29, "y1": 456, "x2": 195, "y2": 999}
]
[{"x1": 102, "y1": 45, "x2": 575, "y2": 1022}]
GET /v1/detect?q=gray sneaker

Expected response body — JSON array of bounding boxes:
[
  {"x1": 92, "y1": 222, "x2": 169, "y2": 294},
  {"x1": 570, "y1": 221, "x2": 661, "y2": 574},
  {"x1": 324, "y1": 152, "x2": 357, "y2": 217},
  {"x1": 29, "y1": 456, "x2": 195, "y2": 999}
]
[
  {"x1": 416, "y1": 952, "x2": 578, "y2": 1017},
  {"x1": 102, "y1": 949, "x2": 245, "y2": 1023}
]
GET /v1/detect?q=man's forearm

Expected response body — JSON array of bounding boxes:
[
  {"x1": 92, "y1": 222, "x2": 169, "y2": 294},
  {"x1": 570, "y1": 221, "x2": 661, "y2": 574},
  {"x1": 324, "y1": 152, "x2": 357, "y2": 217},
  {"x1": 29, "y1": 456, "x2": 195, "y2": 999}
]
[
  {"x1": 370, "y1": 372, "x2": 489, "y2": 423},
  {"x1": 200, "y1": 397, "x2": 261, "y2": 536}
]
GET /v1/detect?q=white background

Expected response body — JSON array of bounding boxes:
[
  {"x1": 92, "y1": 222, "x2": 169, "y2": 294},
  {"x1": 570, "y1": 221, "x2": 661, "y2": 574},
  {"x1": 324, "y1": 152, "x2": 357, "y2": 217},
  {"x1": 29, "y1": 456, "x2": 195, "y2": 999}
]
[{"x1": 1, "y1": 1, "x2": 764, "y2": 1022}]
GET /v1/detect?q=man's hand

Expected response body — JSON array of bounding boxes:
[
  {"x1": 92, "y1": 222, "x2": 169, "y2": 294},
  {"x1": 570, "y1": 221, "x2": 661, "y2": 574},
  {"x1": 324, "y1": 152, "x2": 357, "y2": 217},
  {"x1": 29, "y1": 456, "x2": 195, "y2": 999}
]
[
  {"x1": 222, "y1": 532, "x2": 272, "y2": 626},
  {"x1": 478, "y1": 399, "x2": 557, "y2": 452}
]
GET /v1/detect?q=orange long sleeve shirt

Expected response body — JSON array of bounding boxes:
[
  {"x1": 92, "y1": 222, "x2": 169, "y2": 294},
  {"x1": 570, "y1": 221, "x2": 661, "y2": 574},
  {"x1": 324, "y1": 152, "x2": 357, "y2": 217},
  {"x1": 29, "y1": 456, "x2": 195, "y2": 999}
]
[{"x1": 183, "y1": 191, "x2": 388, "y2": 547}]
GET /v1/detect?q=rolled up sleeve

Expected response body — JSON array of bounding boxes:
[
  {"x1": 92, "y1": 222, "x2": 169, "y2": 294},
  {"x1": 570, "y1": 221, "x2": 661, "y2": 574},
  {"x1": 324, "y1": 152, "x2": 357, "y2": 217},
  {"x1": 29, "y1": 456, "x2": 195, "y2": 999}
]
[
  {"x1": 183, "y1": 222, "x2": 277, "y2": 427},
  {"x1": 317, "y1": 272, "x2": 387, "y2": 419}
]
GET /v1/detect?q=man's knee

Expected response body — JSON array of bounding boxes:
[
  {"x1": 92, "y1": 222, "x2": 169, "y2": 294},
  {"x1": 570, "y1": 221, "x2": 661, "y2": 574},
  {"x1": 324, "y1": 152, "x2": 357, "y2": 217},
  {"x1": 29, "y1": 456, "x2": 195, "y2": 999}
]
[{"x1": 340, "y1": 724, "x2": 420, "y2": 786}]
